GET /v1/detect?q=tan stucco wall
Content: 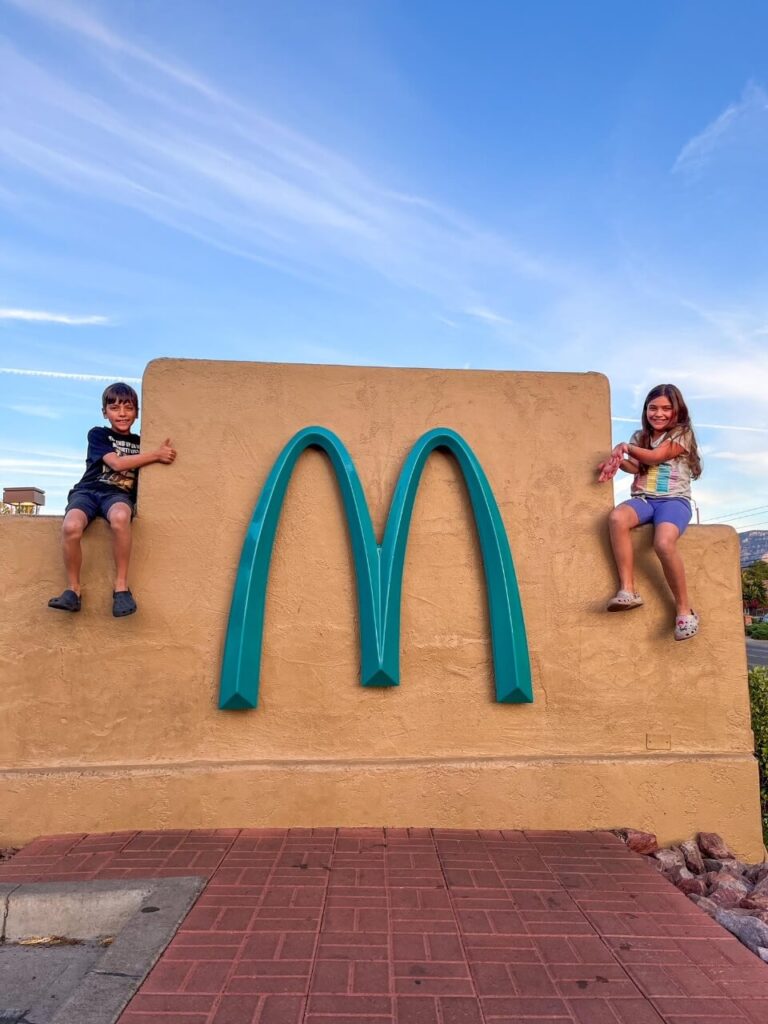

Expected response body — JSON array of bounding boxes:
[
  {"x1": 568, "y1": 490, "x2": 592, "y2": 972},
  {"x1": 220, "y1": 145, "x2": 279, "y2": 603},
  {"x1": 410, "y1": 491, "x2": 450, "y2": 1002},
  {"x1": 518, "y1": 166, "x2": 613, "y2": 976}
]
[{"x1": 0, "y1": 359, "x2": 762, "y2": 857}]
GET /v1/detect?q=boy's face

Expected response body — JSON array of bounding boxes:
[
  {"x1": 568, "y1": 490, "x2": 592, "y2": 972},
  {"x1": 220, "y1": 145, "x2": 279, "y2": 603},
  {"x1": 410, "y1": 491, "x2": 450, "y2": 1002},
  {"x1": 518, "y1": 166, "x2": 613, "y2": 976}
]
[{"x1": 104, "y1": 398, "x2": 138, "y2": 434}]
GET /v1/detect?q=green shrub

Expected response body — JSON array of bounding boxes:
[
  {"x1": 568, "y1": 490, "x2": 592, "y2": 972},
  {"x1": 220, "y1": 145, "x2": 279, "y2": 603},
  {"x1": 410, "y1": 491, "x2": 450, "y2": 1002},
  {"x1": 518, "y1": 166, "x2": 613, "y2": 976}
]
[
  {"x1": 748, "y1": 667, "x2": 768, "y2": 845},
  {"x1": 747, "y1": 624, "x2": 768, "y2": 640}
]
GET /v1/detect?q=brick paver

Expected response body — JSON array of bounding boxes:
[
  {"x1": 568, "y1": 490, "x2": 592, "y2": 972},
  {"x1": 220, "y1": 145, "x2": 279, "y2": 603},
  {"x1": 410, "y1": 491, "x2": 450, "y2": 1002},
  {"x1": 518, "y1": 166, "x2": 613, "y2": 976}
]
[{"x1": 1, "y1": 828, "x2": 765, "y2": 1023}]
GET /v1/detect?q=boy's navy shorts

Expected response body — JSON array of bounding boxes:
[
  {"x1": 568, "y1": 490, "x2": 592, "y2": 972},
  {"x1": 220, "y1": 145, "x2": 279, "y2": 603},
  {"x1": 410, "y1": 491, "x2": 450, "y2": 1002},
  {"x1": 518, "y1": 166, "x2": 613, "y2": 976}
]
[{"x1": 65, "y1": 489, "x2": 135, "y2": 523}]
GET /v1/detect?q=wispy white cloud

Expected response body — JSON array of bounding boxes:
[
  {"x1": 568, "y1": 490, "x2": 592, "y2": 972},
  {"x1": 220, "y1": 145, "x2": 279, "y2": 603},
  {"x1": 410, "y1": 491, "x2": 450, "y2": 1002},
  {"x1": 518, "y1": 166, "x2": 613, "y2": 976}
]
[
  {"x1": 609, "y1": 352, "x2": 768, "y2": 412},
  {"x1": 4, "y1": 402, "x2": 60, "y2": 419},
  {"x1": 708, "y1": 451, "x2": 768, "y2": 469},
  {"x1": 464, "y1": 306, "x2": 516, "y2": 327},
  {"x1": 0, "y1": 3, "x2": 557, "y2": 309},
  {"x1": 3, "y1": 0, "x2": 228, "y2": 98},
  {"x1": 0, "y1": 367, "x2": 140, "y2": 382},
  {"x1": 673, "y1": 82, "x2": 768, "y2": 175},
  {"x1": 611, "y1": 416, "x2": 768, "y2": 434},
  {"x1": 0, "y1": 440, "x2": 86, "y2": 461},
  {"x1": 0, "y1": 457, "x2": 81, "y2": 472},
  {"x1": 0, "y1": 307, "x2": 108, "y2": 325},
  {"x1": 662, "y1": 362, "x2": 768, "y2": 407},
  {"x1": 461, "y1": 305, "x2": 546, "y2": 358}
]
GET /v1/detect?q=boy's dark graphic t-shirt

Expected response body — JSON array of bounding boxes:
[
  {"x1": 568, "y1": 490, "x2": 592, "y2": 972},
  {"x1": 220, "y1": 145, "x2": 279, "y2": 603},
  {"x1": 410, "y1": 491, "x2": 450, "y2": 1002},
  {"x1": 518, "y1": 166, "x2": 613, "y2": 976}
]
[{"x1": 71, "y1": 427, "x2": 141, "y2": 501}]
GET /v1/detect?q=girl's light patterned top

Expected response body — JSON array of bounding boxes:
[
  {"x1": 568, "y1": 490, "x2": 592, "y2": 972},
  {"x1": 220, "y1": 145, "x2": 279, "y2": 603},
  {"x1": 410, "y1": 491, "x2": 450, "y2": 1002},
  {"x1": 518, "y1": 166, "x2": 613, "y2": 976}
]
[{"x1": 630, "y1": 428, "x2": 693, "y2": 500}]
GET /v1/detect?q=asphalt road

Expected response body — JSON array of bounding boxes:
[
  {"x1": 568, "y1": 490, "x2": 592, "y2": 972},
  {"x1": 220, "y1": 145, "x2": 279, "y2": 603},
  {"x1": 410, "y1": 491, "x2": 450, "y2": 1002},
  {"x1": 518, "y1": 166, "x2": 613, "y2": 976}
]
[{"x1": 747, "y1": 638, "x2": 768, "y2": 668}]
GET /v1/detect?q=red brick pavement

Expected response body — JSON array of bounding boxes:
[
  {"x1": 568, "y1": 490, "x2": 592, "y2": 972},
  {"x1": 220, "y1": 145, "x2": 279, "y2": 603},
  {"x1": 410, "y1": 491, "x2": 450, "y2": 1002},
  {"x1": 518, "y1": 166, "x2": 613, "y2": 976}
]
[{"x1": 2, "y1": 828, "x2": 767, "y2": 1023}]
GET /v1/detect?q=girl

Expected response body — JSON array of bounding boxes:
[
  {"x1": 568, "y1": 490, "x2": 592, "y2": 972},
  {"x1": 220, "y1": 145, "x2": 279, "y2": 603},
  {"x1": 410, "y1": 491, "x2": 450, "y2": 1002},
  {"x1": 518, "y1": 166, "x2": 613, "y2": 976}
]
[{"x1": 598, "y1": 384, "x2": 702, "y2": 641}]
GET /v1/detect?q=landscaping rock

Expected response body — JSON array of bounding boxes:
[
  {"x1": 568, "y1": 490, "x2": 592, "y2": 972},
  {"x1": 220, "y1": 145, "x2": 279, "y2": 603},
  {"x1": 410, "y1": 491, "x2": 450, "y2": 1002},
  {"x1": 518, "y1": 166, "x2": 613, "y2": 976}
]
[
  {"x1": 614, "y1": 828, "x2": 658, "y2": 855},
  {"x1": 740, "y1": 875, "x2": 768, "y2": 912},
  {"x1": 652, "y1": 847, "x2": 686, "y2": 872},
  {"x1": 746, "y1": 861, "x2": 768, "y2": 885},
  {"x1": 674, "y1": 872, "x2": 706, "y2": 896},
  {"x1": 698, "y1": 832, "x2": 734, "y2": 860},
  {"x1": 703, "y1": 858, "x2": 727, "y2": 872},
  {"x1": 633, "y1": 834, "x2": 768, "y2": 963},
  {"x1": 688, "y1": 894, "x2": 719, "y2": 915},
  {"x1": 714, "y1": 908, "x2": 768, "y2": 960},
  {"x1": 707, "y1": 875, "x2": 752, "y2": 908},
  {"x1": 707, "y1": 889, "x2": 745, "y2": 910},
  {"x1": 670, "y1": 865, "x2": 694, "y2": 881},
  {"x1": 680, "y1": 839, "x2": 706, "y2": 874},
  {"x1": 710, "y1": 867, "x2": 751, "y2": 888},
  {"x1": 732, "y1": 906, "x2": 768, "y2": 924},
  {"x1": 703, "y1": 857, "x2": 743, "y2": 876}
]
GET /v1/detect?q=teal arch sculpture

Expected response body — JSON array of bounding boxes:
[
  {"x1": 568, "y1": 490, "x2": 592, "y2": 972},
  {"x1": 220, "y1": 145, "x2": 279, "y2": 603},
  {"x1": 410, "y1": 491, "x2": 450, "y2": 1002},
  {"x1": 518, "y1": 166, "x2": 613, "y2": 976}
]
[{"x1": 219, "y1": 427, "x2": 532, "y2": 709}]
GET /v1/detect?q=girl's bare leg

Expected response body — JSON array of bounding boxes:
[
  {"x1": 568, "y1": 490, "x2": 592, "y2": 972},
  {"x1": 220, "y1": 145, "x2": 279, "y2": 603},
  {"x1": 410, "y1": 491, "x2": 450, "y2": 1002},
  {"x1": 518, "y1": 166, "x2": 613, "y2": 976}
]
[
  {"x1": 608, "y1": 504, "x2": 640, "y2": 591},
  {"x1": 653, "y1": 523, "x2": 691, "y2": 616},
  {"x1": 61, "y1": 509, "x2": 88, "y2": 594}
]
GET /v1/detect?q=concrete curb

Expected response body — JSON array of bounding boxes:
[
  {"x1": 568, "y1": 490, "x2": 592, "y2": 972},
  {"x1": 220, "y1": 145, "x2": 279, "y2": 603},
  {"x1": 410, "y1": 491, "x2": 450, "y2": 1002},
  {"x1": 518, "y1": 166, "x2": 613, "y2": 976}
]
[{"x1": 0, "y1": 876, "x2": 206, "y2": 1024}]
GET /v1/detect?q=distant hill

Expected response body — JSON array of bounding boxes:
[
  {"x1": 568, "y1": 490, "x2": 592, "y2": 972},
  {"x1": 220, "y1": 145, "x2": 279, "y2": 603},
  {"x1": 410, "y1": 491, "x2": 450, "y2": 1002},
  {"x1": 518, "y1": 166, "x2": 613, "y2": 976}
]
[{"x1": 740, "y1": 530, "x2": 768, "y2": 567}]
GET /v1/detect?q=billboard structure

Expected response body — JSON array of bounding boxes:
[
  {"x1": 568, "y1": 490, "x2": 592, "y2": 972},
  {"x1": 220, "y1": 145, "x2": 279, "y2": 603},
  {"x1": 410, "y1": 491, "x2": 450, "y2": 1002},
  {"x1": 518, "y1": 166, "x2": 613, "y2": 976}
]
[{"x1": 0, "y1": 359, "x2": 761, "y2": 857}]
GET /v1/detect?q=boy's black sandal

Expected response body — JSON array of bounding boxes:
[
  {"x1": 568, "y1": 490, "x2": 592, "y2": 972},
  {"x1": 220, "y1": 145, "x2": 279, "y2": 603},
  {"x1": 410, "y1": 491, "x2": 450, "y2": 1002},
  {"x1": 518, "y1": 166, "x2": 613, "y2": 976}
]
[
  {"x1": 113, "y1": 589, "x2": 137, "y2": 618},
  {"x1": 48, "y1": 589, "x2": 81, "y2": 612}
]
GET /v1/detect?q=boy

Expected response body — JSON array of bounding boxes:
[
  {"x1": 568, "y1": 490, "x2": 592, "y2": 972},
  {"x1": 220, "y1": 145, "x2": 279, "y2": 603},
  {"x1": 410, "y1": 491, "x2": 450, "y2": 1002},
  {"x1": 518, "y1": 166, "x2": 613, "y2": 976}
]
[{"x1": 48, "y1": 382, "x2": 176, "y2": 617}]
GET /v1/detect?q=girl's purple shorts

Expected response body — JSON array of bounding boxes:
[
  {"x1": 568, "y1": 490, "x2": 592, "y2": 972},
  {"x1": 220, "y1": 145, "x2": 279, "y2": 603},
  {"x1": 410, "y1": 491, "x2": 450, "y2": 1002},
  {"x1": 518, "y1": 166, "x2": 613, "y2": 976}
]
[{"x1": 622, "y1": 496, "x2": 692, "y2": 535}]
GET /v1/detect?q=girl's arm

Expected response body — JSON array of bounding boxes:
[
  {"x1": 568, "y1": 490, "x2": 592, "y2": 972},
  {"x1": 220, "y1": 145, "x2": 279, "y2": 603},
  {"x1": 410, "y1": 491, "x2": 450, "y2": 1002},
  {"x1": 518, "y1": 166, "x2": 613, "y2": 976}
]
[
  {"x1": 619, "y1": 457, "x2": 641, "y2": 475},
  {"x1": 625, "y1": 439, "x2": 686, "y2": 466}
]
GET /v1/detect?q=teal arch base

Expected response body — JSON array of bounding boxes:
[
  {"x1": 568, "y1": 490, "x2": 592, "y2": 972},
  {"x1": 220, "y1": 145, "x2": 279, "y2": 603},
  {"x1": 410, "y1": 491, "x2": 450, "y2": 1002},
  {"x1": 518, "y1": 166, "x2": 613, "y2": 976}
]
[{"x1": 219, "y1": 427, "x2": 532, "y2": 709}]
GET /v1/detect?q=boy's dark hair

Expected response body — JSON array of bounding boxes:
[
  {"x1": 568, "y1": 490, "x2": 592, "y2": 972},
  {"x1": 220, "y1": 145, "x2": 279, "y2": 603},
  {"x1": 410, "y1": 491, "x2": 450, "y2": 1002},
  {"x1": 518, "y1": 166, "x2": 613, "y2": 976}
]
[{"x1": 102, "y1": 382, "x2": 139, "y2": 412}]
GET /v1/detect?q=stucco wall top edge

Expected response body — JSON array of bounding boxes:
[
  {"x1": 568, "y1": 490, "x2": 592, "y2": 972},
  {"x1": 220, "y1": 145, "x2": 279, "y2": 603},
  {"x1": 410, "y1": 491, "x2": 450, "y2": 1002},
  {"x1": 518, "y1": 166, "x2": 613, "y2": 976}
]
[
  {"x1": 0, "y1": 514, "x2": 64, "y2": 524},
  {"x1": 143, "y1": 356, "x2": 608, "y2": 385},
  {"x1": 686, "y1": 522, "x2": 738, "y2": 539}
]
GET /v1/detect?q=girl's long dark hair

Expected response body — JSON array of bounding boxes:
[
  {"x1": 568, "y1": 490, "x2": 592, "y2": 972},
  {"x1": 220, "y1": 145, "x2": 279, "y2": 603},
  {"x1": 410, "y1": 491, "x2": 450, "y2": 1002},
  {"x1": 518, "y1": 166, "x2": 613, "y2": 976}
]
[{"x1": 639, "y1": 384, "x2": 702, "y2": 479}]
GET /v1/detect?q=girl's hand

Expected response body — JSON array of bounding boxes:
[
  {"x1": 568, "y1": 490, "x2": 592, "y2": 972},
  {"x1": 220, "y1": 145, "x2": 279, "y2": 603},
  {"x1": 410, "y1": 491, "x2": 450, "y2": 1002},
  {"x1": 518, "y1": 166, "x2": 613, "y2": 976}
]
[
  {"x1": 611, "y1": 442, "x2": 629, "y2": 458},
  {"x1": 597, "y1": 450, "x2": 623, "y2": 483}
]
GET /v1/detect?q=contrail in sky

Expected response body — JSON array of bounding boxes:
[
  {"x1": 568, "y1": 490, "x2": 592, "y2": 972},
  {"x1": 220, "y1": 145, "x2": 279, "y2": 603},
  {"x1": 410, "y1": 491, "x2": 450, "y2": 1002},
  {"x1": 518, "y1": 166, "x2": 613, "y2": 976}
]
[
  {"x1": 0, "y1": 367, "x2": 140, "y2": 383},
  {"x1": 0, "y1": 308, "x2": 109, "y2": 325},
  {"x1": 611, "y1": 416, "x2": 768, "y2": 434}
]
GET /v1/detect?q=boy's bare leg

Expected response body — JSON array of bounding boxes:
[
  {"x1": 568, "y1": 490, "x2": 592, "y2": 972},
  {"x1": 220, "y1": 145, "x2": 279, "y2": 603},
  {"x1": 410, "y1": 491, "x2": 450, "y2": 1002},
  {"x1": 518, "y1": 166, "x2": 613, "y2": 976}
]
[
  {"x1": 106, "y1": 502, "x2": 133, "y2": 592},
  {"x1": 61, "y1": 509, "x2": 88, "y2": 595},
  {"x1": 608, "y1": 504, "x2": 640, "y2": 592},
  {"x1": 653, "y1": 523, "x2": 691, "y2": 616}
]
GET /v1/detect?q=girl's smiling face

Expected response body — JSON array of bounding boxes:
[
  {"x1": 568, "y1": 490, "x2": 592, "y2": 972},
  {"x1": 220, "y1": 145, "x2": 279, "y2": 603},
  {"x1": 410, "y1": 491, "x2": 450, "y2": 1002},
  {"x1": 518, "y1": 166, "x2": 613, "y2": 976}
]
[{"x1": 645, "y1": 396, "x2": 676, "y2": 435}]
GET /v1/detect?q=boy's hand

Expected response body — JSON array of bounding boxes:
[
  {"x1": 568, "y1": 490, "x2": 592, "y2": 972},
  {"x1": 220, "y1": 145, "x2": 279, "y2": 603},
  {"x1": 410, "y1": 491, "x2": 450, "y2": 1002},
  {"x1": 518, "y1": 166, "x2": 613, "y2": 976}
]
[{"x1": 155, "y1": 438, "x2": 177, "y2": 464}]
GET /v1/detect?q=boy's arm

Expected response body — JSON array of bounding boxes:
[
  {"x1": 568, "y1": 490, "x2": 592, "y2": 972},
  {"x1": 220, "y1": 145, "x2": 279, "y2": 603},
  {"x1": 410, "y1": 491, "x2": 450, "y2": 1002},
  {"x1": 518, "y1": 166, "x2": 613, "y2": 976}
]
[{"x1": 102, "y1": 438, "x2": 176, "y2": 471}]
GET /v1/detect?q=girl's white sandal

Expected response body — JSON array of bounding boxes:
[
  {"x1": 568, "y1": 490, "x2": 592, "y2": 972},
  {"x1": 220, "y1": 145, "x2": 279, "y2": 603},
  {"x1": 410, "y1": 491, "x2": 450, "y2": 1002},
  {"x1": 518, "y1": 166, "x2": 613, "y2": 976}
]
[
  {"x1": 675, "y1": 612, "x2": 699, "y2": 641},
  {"x1": 607, "y1": 590, "x2": 644, "y2": 611}
]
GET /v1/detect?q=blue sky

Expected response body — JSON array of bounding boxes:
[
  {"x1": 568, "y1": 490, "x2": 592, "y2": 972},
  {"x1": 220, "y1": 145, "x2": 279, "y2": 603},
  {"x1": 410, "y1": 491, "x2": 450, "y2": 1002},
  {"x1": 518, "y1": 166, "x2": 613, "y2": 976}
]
[{"x1": 1, "y1": 0, "x2": 767, "y2": 529}]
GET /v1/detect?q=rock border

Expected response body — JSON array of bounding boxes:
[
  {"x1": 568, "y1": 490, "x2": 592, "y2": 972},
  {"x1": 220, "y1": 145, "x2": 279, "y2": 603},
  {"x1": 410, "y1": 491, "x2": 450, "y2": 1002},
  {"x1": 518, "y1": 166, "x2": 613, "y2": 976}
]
[{"x1": 614, "y1": 828, "x2": 768, "y2": 962}]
